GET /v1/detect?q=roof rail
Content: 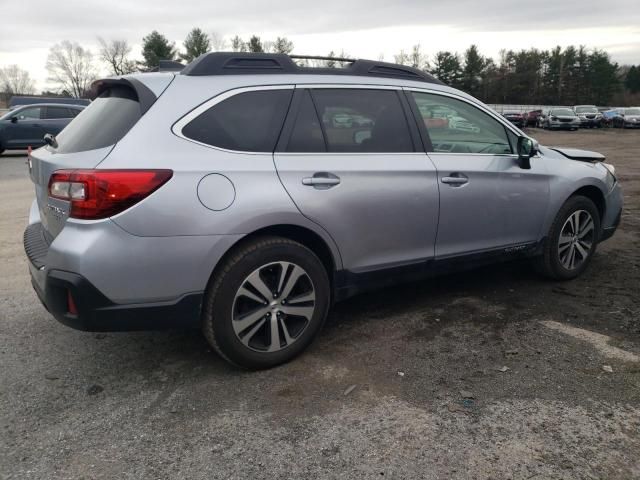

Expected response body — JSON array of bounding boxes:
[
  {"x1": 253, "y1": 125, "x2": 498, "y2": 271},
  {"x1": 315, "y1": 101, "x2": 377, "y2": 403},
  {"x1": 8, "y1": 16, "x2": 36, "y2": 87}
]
[
  {"x1": 149, "y1": 60, "x2": 185, "y2": 73},
  {"x1": 180, "y1": 52, "x2": 444, "y2": 85}
]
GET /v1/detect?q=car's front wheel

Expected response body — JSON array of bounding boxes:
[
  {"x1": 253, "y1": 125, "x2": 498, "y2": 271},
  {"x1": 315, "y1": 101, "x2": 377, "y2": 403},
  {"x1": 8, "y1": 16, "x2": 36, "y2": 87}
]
[
  {"x1": 202, "y1": 236, "x2": 330, "y2": 369},
  {"x1": 534, "y1": 195, "x2": 600, "y2": 280}
]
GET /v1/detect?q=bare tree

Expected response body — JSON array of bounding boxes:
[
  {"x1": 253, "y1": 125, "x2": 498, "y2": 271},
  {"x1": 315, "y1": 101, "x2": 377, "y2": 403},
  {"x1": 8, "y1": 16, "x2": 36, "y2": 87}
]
[
  {"x1": 0, "y1": 65, "x2": 35, "y2": 95},
  {"x1": 230, "y1": 36, "x2": 246, "y2": 52},
  {"x1": 98, "y1": 38, "x2": 137, "y2": 75},
  {"x1": 46, "y1": 41, "x2": 97, "y2": 98},
  {"x1": 210, "y1": 32, "x2": 227, "y2": 51}
]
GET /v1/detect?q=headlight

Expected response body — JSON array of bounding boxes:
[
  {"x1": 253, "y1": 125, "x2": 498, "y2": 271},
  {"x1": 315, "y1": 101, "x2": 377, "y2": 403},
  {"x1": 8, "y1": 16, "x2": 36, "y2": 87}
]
[
  {"x1": 602, "y1": 162, "x2": 616, "y2": 177},
  {"x1": 602, "y1": 162, "x2": 617, "y2": 191}
]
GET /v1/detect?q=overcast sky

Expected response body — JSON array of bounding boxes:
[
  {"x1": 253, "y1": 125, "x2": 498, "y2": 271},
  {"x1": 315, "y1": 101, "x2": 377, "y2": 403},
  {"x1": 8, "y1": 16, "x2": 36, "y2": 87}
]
[{"x1": 1, "y1": 0, "x2": 639, "y2": 90}]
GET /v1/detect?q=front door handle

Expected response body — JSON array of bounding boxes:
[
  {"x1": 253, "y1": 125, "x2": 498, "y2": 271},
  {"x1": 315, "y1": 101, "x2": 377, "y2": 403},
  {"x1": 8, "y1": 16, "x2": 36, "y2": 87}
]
[
  {"x1": 302, "y1": 172, "x2": 341, "y2": 189},
  {"x1": 442, "y1": 174, "x2": 469, "y2": 186}
]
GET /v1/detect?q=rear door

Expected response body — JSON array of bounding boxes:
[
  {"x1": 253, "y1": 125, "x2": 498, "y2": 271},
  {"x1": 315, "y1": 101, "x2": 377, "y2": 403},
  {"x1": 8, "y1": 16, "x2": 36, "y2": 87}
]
[
  {"x1": 42, "y1": 106, "x2": 75, "y2": 136},
  {"x1": 408, "y1": 90, "x2": 549, "y2": 258},
  {"x1": 273, "y1": 86, "x2": 439, "y2": 273},
  {"x1": 5, "y1": 106, "x2": 45, "y2": 148}
]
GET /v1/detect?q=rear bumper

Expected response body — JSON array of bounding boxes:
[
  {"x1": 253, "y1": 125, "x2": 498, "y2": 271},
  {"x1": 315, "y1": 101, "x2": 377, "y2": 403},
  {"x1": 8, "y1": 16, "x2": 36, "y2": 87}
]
[
  {"x1": 30, "y1": 267, "x2": 202, "y2": 331},
  {"x1": 24, "y1": 221, "x2": 206, "y2": 331}
]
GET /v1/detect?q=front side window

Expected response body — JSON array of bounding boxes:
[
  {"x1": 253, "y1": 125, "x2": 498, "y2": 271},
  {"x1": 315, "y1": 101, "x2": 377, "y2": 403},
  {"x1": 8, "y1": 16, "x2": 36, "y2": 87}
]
[
  {"x1": 16, "y1": 107, "x2": 42, "y2": 120},
  {"x1": 182, "y1": 89, "x2": 293, "y2": 152},
  {"x1": 304, "y1": 89, "x2": 414, "y2": 153},
  {"x1": 411, "y1": 92, "x2": 513, "y2": 154}
]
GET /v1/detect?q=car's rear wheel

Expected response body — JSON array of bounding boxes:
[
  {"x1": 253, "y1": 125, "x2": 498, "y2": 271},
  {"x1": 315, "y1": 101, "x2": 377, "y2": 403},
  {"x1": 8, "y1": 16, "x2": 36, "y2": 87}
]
[
  {"x1": 202, "y1": 236, "x2": 330, "y2": 369},
  {"x1": 534, "y1": 195, "x2": 600, "y2": 280}
]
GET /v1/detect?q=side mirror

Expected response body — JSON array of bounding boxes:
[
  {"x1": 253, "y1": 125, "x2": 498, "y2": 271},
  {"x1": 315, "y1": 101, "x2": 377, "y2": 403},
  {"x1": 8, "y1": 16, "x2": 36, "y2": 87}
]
[
  {"x1": 10, "y1": 116, "x2": 18, "y2": 124},
  {"x1": 516, "y1": 136, "x2": 536, "y2": 169}
]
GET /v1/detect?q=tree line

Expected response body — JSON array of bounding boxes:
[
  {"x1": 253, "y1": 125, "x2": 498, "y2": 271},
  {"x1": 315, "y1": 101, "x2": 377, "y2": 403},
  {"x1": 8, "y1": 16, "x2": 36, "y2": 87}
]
[{"x1": 1, "y1": 28, "x2": 639, "y2": 107}]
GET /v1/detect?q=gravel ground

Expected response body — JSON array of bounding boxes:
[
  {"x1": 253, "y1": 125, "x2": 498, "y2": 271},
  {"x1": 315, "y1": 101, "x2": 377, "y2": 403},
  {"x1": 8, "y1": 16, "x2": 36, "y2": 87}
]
[{"x1": 1, "y1": 129, "x2": 639, "y2": 479}]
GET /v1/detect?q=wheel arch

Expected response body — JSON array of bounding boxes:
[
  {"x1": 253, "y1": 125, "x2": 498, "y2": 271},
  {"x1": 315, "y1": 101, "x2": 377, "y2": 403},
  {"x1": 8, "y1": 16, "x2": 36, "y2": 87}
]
[
  {"x1": 569, "y1": 185, "x2": 606, "y2": 221},
  {"x1": 206, "y1": 224, "x2": 341, "y2": 297}
]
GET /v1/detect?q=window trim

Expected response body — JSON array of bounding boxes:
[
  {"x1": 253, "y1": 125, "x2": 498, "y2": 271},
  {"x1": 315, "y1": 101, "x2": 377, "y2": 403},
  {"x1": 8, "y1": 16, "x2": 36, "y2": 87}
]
[
  {"x1": 172, "y1": 84, "x2": 295, "y2": 155},
  {"x1": 277, "y1": 84, "x2": 421, "y2": 155},
  {"x1": 405, "y1": 87, "x2": 523, "y2": 157}
]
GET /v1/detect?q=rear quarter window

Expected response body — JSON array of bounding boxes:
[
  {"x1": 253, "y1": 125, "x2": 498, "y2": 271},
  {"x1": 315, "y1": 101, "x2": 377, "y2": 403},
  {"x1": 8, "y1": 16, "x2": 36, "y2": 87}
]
[
  {"x1": 54, "y1": 86, "x2": 141, "y2": 154},
  {"x1": 181, "y1": 89, "x2": 293, "y2": 152}
]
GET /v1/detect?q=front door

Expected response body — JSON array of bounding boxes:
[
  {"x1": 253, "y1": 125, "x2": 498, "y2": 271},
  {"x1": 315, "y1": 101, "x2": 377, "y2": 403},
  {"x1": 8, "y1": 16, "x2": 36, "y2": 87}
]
[
  {"x1": 408, "y1": 90, "x2": 550, "y2": 259},
  {"x1": 4, "y1": 106, "x2": 45, "y2": 148},
  {"x1": 274, "y1": 87, "x2": 439, "y2": 273}
]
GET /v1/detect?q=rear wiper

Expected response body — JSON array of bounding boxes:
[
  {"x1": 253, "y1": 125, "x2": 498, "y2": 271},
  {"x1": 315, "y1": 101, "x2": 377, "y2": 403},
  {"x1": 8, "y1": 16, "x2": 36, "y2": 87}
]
[{"x1": 44, "y1": 133, "x2": 58, "y2": 149}]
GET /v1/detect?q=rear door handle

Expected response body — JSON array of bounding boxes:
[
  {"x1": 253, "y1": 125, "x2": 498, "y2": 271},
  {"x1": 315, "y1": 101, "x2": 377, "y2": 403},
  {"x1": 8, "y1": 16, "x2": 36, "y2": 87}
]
[
  {"x1": 442, "y1": 174, "x2": 469, "y2": 186},
  {"x1": 302, "y1": 172, "x2": 341, "y2": 189}
]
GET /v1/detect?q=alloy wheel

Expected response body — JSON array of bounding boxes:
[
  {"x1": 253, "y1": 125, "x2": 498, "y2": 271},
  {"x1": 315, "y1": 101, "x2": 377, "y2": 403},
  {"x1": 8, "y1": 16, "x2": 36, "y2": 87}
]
[
  {"x1": 558, "y1": 210, "x2": 595, "y2": 270},
  {"x1": 232, "y1": 261, "x2": 316, "y2": 352}
]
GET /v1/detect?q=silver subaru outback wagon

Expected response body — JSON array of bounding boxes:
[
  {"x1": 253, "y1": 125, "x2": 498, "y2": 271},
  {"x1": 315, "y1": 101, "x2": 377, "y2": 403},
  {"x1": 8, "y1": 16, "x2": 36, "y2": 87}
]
[{"x1": 24, "y1": 53, "x2": 623, "y2": 369}]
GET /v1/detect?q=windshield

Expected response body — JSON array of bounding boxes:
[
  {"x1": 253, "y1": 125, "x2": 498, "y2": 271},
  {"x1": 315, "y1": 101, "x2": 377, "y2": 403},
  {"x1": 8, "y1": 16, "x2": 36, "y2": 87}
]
[
  {"x1": 575, "y1": 106, "x2": 598, "y2": 114},
  {"x1": 54, "y1": 86, "x2": 141, "y2": 154},
  {"x1": 552, "y1": 108, "x2": 575, "y2": 116},
  {"x1": 626, "y1": 108, "x2": 640, "y2": 115}
]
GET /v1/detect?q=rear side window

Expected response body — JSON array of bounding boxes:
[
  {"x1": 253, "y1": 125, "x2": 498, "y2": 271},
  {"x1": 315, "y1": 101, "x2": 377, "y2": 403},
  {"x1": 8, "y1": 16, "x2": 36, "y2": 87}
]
[
  {"x1": 44, "y1": 106, "x2": 73, "y2": 119},
  {"x1": 306, "y1": 89, "x2": 414, "y2": 153},
  {"x1": 286, "y1": 91, "x2": 326, "y2": 152},
  {"x1": 55, "y1": 86, "x2": 141, "y2": 154},
  {"x1": 182, "y1": 89, "x2": 293, "y2": 152}
]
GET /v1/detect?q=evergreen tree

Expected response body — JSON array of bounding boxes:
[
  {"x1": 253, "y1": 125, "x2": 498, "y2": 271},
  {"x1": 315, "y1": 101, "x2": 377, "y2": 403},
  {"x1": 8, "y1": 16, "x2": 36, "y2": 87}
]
[
  {"x1": 247, "y1": 36, "x2": 264, "y2": 53},
  {"x1": 140, "y1": 31, "x2": 177, "y2": 69},
  {"x1": 461, "y1": 45, "x2": 487, "y2": 98},
  {"x1": 625, "y1": 65, "x2": 640, "y2": 93},
  {"x1": 431, "y1": 51, "x2": 462, "y2": 88},
  {"x1": 181, "y1": 28, "x2": 211, "y2": 63}
]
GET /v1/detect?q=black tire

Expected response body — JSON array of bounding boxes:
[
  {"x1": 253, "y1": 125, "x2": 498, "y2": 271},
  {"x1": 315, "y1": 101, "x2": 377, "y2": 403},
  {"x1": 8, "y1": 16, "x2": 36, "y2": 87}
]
[
  {"x1": 534, "y1": 195, "x2": 601, "y2": 280},
  {"x1": 202, "y1": 236, "x2": 330, "y2": 369}
]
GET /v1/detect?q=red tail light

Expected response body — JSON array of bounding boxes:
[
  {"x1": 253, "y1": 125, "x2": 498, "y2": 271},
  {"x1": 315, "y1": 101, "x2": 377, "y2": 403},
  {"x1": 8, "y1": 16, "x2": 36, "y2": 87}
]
[
  {"x1": 67, "y1": 290, "x2": 78, "y2": 315},
  {"x1": 48, "y1": 169, "x2": 173, "y2": 220}
]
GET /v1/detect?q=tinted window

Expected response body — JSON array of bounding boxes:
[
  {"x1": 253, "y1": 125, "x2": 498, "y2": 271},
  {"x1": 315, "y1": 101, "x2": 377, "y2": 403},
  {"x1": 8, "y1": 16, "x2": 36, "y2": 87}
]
[
  {"x1": 310, "y1": 89, "x2": 413, "y2": 153},
  {"x1": 55, "y1": 86, "x2": 141, "y2": 154},
  {"x1": 68, "y1": 108, "x2": 81, "y2": 118},
  {"x1": 411, "y1": 92, "x2": 512, "y2": 154},
  {"x1": 183, "y1": 89, "x2": 293, "y2": 152},
  {"x1": 15, "y1": 107, "x2": 41, "y2": 120},
  {"x1": 286, "y1": 91, "x2": 326, "y2": 152},
  {"x1": 44, "y1": 106, "x2": 73, "y2": 119}
]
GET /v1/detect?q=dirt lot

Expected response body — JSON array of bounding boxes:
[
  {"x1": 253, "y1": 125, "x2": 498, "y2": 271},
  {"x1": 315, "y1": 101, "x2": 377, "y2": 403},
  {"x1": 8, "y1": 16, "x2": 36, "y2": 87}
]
[{"x1": 1, "y1": 129, "x2": 639, "y2": 479}]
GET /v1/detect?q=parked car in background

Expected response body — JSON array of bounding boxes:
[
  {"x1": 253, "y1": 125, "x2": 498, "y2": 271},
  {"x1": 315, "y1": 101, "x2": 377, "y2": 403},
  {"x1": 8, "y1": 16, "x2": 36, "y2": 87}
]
[
  {"x1": 502, "y1": 111, "x2": 526, "y2": 128},
  {"x1": 525, "y1": 109, "x2": 542, "y2": 127},
  {"x1": 9, "y1": 96, "x2": 90, "y2": 110},
  {"x1": 0, "y1": 104, "x2": 85, "y2": 155},
  {"x1": 24, "y1": 52, "x2": 623, "y2": 369},
  {"x1": 573, "y1": 105, "x2": 603, "y2": 128},
  {"x1": 612, "y1": 107, "x2": 640, "y2": 128},
  {"x1": 601, "y1": 109, "x2": 621, "y2": 127},
  {"x1": 538, "y1": 108, "x2": 581, "y2": 130}
]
